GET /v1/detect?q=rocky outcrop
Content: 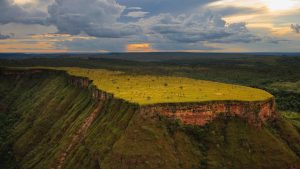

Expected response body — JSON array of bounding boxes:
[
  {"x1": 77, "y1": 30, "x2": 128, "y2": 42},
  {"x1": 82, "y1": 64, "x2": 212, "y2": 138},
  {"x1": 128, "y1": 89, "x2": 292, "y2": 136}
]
[
  {"x1": 141, "y1": 99, "x2": 276, "y2": 127},
  {"x1": 68, "y1": 76, "x2": 90, "y2": 88},
  {"x1": 68, "y1": 75, "x2": 113, "y2": 101}
]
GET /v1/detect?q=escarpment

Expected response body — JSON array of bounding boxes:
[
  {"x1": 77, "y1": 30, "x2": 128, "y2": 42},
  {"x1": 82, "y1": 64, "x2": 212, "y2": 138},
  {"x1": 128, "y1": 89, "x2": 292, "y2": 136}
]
[
  {"x1": 68, "y1": 75, "x2": 113, "y2": 101},
  {"x1": 67, "y1": 69, "x2": 277, "y2": 127},
  {"x1": 1, "y1": 68, "x2": 277, "y2": 127},
  {"x1": 141, "y1": 99, "x2": 276, "y2": 127},
  {"x1": 1, "y1": 68, "x2": 299, "y2": 169}
]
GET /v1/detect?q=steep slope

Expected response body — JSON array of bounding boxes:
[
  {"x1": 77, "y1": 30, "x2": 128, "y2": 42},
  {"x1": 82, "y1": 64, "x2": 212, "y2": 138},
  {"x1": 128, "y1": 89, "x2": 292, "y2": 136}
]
[
  {"x1": 0, "y1": 69, "x2": 299, "y2": 169},
  {"x1": 0, "y1": 70, "x2": 138, "y2": 169}
]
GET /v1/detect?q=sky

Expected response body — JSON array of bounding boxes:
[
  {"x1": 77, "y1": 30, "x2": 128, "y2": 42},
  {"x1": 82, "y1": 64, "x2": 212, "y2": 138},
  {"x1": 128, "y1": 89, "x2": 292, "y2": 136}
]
[{"x1": 0, "y1": 0, "x2": 299, "y2": 53}]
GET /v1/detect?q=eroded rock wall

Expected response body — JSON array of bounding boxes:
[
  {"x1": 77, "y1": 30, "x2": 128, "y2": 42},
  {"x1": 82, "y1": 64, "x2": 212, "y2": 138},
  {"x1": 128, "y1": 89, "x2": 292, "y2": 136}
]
[
  {"x1": 68, "y1": 75, "x2": 113, "y2": 101},
  {"x1": 141, "y1": 99, "x2": 276, "y2": 127}
]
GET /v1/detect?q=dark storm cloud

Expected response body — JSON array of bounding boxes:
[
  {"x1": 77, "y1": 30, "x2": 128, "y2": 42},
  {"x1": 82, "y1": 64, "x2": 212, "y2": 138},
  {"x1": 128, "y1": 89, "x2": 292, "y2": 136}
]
[
  {"x1": 117, "y1": 0, "x2": 217, "y2": 15},
  {"x1": 0, "y1": 33, "x2": 11, "y2": 39},
  {"x1": 0, "y1": 0, "x2": 47, "y2": 24},
  {"x1": 210, "y1": 6, "x2": 265, "y2": 17},
  {"x1": 141, "y1": 12, "x2": 262, "y2": 44},
  {"x1": 47, "y1": 0, "x2": 142, "y2": 38},
  {"x1": 44, "y1": 0, "x2": 273, "y2": 43},
  {"x1": 291, "y1": 24, "x2": 300, "y2": 33},
  {"x1": 0, "y1": 0, "x2": 272, "y2": 43}
]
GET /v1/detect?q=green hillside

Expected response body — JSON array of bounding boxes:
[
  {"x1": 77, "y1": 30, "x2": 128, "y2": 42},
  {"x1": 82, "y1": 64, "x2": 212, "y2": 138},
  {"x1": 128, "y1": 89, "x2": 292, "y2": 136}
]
[{"x1": 0, "y1": 70, "x2": 299, "y2": 169}]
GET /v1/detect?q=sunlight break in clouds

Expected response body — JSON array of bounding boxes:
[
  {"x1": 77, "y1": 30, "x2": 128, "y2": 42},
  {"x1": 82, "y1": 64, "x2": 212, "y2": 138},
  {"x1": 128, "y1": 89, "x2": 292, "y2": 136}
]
[
  {"x1": 208, "y1": 0, "x2": 300, "y2": 17},
  {"x1": 127, "y1": 43, "x2": 155, "y2": 52},
  {"x1": 209, "y1": 0, "x2": 300, "y2": 12},
  {"x1": 262, "y1": 0, "x2": 300, "y2": 11},
  {"x1": 14, "y1": 0, "x2": 36, "y2": 5},
  {"x1": 207, "y1": 0, "x2": 300, "y2": 38}
]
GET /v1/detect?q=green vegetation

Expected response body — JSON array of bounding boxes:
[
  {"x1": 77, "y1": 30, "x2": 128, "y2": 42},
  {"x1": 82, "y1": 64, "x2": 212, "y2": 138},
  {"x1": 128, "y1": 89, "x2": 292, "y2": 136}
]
[
  {"x1": 104, "y1": 112, "x2": 300, "y2": 169},
  {"x1": 0, "y1": 55, "x2": 300, "y2": 168},
  {"x1": 281, "y1": 111, "x2": 300, "y2": 130},
  {"x1": 47, "y1": 67, "x2": 272, "y2": 105},
  {"x1": 0, "y1": 71, "x2": 138, "y2": 169},
  {"x1": 1, "y1": 55, "x2": 300, "y2": 110},
  {"x1": 270, "y1": 81, "x2": 300, "y2": 93},
  {"x1": 202, "y1": 117, "x2": 299, "y2": 169},
  {"x1": 266, "y1": 89, "x2": 300, "y2": 112},
  {"x1": 0, "y1": 71, "x2": 299, "y2": 169},
  {"x1": 0, "y1": 72, "x2": 94, "y2": 169}
]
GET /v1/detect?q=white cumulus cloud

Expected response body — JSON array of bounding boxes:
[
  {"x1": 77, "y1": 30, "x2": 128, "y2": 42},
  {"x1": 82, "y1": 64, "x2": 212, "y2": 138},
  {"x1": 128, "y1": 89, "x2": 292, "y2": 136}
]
[{"x1": 125, "y1": 11, "x2": 149, "y2": 18}]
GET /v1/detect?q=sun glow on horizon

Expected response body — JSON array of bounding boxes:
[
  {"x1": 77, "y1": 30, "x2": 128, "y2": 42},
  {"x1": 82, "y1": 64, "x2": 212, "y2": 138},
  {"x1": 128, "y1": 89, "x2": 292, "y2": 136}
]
[
  {"x1": 127, "y1": 43, "x2": 156, "y2": 52},
  {"x1": 208, "y1": 0, "x2": 300, "y2": 12},
  {"x1": 13, "y1": 0, "x2": 36, "y2": 5},
  {"x1": 262, "y1": 0, "x2": 300, "y2": 11}
]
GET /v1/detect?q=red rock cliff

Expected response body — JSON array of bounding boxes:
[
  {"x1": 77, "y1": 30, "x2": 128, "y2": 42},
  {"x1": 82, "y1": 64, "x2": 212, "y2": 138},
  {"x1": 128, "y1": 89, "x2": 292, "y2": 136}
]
[{"x1": 141, "y1": 99, "x2": 276, "y2": 127}]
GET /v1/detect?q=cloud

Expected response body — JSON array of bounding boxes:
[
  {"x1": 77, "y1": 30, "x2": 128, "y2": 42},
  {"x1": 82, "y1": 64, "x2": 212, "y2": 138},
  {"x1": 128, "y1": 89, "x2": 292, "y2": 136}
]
[
  {"x1": 58, "y1": 37, "x2": 127, "y2": 52},
  {"x1": 0, "y1": 33, "x2": 11, "y2": 39},
  {"x1": 210, "y1": 22, "x2": 262, "y2": 43},
  {"x1": 127, "y1": 43, "x2": 155, "y2": 52},
  {"x1": 139, "y1": 11, "x2": 262, "y2": 44},
  {"x1": 0, "y1": 0, "x2": 292, "y2": 52},
  {"x1": 208, "y1": 6, "x2": 265, "y2": 17},
  {"x1": 291, "y1": 24, "x2": 300, "y2": 33},
  {"x1": 0, "y1": 0, "x2": 47, "y2": 24},
  {"x1": 47, "y1": 0, "x2": 142, "y2": 38},
  {"x1": 118, "y1": 0, "x2": 218, "y2": 15},
  {"x1": 125, "y1": 11, "x2": 149, "y2": 18},
  {"x1": 127, "y1": 7, "x2": 142, "y2": 10}
]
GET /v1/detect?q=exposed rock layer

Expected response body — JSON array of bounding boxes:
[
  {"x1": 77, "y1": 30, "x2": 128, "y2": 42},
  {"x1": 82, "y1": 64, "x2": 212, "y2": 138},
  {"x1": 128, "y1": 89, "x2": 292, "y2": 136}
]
[{"x1": 141, "y1": 99, "x2": 276, "y2": 127}]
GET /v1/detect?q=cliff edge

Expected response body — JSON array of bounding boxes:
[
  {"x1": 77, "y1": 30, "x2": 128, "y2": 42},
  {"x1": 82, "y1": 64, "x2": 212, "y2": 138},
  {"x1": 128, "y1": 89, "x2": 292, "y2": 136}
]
[
  {"x1": 49, "y1": 68, "x2": 277, "y2": 127},
  {"x1": 2, "y1": 68, "x2": 277, "y2": 127}
]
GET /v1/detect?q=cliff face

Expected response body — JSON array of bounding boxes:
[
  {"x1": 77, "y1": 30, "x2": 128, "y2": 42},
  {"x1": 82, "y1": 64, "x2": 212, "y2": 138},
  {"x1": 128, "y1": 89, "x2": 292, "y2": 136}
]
[
  {"x1": 68, "y1": 76, "x2": 113, "y2": 101},
  {"x1": 141, "y1": 99, "x2": 276, "y2": 127}
]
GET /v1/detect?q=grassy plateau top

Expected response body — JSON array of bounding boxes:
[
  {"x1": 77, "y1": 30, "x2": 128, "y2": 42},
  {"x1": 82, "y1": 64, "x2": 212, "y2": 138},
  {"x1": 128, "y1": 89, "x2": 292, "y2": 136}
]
[
  {"x1": 10, "y1": 67, "x2": 273, "y2": 105},
  {"x1": 42, "y1": 67, "x2": 272, "y2": 105}
]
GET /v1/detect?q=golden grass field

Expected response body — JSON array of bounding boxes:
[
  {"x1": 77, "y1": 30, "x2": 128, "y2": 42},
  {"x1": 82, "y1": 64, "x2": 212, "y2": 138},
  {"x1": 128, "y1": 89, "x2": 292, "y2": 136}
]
[{"x1": 46, "y1": 67, "x2": 273, "y2": 105}]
